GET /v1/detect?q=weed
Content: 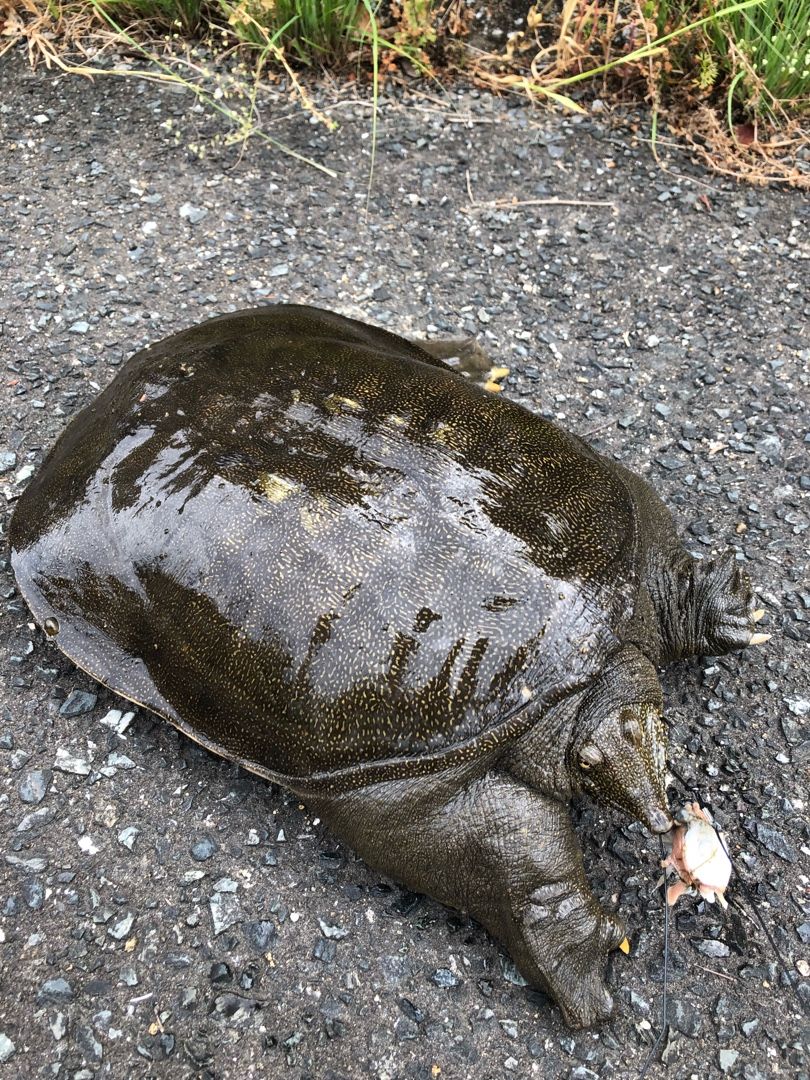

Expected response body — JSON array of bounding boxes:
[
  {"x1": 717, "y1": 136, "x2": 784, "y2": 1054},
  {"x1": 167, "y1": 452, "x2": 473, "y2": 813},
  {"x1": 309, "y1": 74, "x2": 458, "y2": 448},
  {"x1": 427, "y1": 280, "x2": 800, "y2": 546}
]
[
  {"x1": 390, "y1": 0, "x2": 437, "y2": 51},
  {"x1": 633, "y1": 0, "x2": 808, "y2": 117},
  {"x1": 94, "y1": 0, "x2": 205, "y2": 32},
  {"x1": 218, "y1": 0, "x2": 368, "y2": 63},
  {"x1": 702, "y1": 0, "x2": 810, "y2": 115}
]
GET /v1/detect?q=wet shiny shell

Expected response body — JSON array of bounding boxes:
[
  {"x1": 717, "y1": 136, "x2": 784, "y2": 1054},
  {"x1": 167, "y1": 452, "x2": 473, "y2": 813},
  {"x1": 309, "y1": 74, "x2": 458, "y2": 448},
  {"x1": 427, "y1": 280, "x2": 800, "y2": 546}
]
[{"x1": 10, "y1": 306, "x2": 639, "y2": 793}]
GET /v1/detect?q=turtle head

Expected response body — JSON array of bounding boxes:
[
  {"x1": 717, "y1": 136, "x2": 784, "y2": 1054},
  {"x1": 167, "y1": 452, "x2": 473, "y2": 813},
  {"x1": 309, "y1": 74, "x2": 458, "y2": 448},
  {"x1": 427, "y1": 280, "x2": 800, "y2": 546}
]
[{"x1": 575, "y1": 702, "x2": 671, "y2": 834}]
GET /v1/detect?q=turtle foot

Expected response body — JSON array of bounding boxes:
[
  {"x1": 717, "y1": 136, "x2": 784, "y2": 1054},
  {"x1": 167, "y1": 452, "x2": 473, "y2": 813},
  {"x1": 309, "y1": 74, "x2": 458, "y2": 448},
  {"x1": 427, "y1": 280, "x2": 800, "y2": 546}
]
[
  {"x1": 411, "y1": 335, "x2": 492, "y2": 377},
  {"x1": 694, "y1": 552, "x2": 768, "y2": 655},
  {"x1": 515, "y1": 883, "x2": 626, "y2": 1029}
]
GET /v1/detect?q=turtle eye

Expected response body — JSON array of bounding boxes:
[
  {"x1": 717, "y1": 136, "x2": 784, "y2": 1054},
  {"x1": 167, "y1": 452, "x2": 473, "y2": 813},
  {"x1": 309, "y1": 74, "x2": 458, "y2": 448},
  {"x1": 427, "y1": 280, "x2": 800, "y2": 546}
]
[{"x1": 622, "y1": 716, "x2": 642, "y2": 746}]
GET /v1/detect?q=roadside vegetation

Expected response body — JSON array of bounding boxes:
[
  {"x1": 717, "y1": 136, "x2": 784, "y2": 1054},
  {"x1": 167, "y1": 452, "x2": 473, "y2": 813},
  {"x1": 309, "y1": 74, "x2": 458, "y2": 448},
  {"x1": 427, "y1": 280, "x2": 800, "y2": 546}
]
[{"x1": 1, "y1": 0, "x2": 807, "y2": 184}]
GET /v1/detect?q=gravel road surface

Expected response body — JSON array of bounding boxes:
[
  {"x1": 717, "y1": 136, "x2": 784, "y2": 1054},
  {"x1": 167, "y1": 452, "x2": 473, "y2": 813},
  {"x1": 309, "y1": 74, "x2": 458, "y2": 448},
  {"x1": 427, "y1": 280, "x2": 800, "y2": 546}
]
[{"x1": 1, "y1": 48, "x2": 808, "y2": 1080}]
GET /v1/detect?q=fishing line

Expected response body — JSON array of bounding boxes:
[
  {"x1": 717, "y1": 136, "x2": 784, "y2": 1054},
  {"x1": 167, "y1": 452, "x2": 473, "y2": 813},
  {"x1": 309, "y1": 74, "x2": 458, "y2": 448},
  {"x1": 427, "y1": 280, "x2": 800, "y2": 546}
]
[
  {"x1": 638, "y1": 834, "x2": 670, "y2": 1080},
  {"x1": 667, "y1": 761, "x2": 808, "y2": 1018}
]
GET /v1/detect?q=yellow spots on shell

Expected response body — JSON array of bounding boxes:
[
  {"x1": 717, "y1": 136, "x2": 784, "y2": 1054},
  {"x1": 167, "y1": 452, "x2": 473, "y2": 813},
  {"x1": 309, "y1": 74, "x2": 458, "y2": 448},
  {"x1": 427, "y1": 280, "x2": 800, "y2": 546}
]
[
  {"x1": 300, "y1": 508, "x2": 318, "y2": 535},
  {"x1": 297, "y1": 492, "x2": 337, "y2": 537},
  {"x1": 324, "y1": 394, "x2": 363, "y2": 414},
  {"x1": 386, "y1": 414, "x2": 407, "y2": 427},
  {"x1": 300, "y1": 503, "x2": 329, "y2": 535},
  {"x1": 432, "y1": 423, "x2": 455, "y2": 447},
  {"x1": 257, "y1": 472, "x2": 297, "y2": 503}
]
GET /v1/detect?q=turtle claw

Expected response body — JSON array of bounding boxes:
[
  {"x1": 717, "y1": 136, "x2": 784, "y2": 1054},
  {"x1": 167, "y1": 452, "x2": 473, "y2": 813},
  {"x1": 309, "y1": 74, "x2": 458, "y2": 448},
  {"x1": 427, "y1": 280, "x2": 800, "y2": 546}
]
[
  {"x1": 745, "y1": 604, "x2": 770, "y2": 646},
  {"x1": 693, "y1": 553, "x2": 771, "y2": 656}
]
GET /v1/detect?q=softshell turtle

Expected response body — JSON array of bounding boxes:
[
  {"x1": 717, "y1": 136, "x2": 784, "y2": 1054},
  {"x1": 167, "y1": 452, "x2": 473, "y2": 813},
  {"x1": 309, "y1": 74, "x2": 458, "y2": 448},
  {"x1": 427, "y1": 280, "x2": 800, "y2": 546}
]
[{"x1": 9, "y1": 304, "x2": 766, "y2": 1028}]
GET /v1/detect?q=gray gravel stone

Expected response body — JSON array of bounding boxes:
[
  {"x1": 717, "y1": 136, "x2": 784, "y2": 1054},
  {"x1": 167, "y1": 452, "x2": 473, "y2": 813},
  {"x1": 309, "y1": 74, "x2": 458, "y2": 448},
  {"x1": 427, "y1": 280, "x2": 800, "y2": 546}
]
[
  {"x1": 693, "y1": 939, "x2": 731, "y2": 959},
  {"x1": 245, "y1": 920, "x2": 276, "y2": 951},
  {"x1": 14, "y1": 463, "x2": 34, "y2": 484},
  {"x1": 37, "y1": 978, "x2": 73, "y2": 1003},
  {"x1": 117, "y1": 826, "x2": 139, "y2": 849},
  {"x1": 209, "y1": 888, "x2": 242, "y2": 935},
  {"x1": 54, "y1": 747, "x2": 91, "y2": 774},
  {"x1": 745, "y1": 819, "x2": 797, "y2": 862},
  {"x1": 58, "y1": 690, "x2": 97, "y2": 717},
  {"x1": 179, "y1": 202, "x2": 208, "y2": 224},
  {"x1": 99, "y1": 708, "x2": 135, "y2": 734},
  {"x1": 16, "y1": 805, "x2": 57, "y2": 832},
  {"x1": 431, "y1": 968, "x2": 460, "y2": 988},
  {"x1": 6, "y1": 855, "x2": 47, "y2": 872},
  {"x1": 18, "y1": 768, "x2": 50, "y2": 803},
  {"x1": 75, "y1": 1025, "x2": 103, "y2": 1063},
  {"x1": 667, "y1": 999, "x2": 703, "y2": 1038},
  {"x1": 108, "y1": 912, "x2": 135, "y2": 940},
  {"x1": 719, "y1": 1048, "x2": 739, "y2": 1073},
  {"x1": 48, "y1": 1013, "x2": 66, "y2": 1040},
  {"x1": 318, "y1": 918, "x2": 349, "y2": 940},
  {"x1": 0, "y1": 1034, "x2": 15, "y2": 1063},
  {"x1": 190, "y1": 836, "x2": 218, "y2": 861}
]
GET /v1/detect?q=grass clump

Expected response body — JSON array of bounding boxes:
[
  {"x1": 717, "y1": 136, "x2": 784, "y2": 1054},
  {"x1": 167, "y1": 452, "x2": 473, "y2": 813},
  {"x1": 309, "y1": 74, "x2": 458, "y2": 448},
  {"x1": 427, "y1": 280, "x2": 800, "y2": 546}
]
[
  {"x1": 650, "y1": 0, "x2": 810, "y2": 118},
  {"x1": 12, "y1": 0, "x2": 439, "y2": 64},
  {"x1": 470, "y1": 0, "x2": 807, "y2": 184},
  {"x1": 92, "y1": 0, "x2": 206, "y2": 32},
  {"x1": 218, "y1": 0, "x2": 369, "y2": 61},
  {"x1": 483, "y1": 0, "x2": 808, "y2": 122}
]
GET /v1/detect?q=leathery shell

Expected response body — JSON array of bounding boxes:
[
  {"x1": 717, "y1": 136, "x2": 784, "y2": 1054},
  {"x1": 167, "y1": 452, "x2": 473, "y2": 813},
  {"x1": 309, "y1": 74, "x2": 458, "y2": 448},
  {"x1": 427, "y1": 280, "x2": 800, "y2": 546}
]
[{"x1": 10, "y1": 305, "x2": 640, "y2": 794}]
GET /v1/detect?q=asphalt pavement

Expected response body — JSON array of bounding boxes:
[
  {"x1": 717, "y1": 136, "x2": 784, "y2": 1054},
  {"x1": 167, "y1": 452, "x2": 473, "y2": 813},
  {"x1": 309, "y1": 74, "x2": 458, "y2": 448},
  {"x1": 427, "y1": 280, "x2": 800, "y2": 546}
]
[{"x1": 1, "y1": 46, "x2": 808, "y2": 1080}]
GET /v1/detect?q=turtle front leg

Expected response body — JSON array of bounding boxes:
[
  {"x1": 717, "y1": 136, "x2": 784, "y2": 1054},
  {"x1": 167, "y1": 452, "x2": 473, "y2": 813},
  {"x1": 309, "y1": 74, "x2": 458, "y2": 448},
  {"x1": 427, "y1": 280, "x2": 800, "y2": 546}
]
[
  {"x1": 309, "y1": 769, "x2": 625, "y2": 1029},
  {"x1": 651, "y1": 550, "x2": 766, "y2": 661},
  {"x1": 683, "y1": 550, "x2": 768, "y2": 656},
  {"x1": 609, "y1": 459, "x2": 766, "y2": 662}
]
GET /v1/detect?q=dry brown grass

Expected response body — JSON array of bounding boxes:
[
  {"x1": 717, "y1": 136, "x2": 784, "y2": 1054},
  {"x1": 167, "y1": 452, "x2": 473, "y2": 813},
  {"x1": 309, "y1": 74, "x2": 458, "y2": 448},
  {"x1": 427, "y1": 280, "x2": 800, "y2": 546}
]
[
  {"x1": 672, "y1": 105, "x2": 810, "y2": 187},
  {"x1": 1, "y1": 0, "x2": 95, "y2": 69}
]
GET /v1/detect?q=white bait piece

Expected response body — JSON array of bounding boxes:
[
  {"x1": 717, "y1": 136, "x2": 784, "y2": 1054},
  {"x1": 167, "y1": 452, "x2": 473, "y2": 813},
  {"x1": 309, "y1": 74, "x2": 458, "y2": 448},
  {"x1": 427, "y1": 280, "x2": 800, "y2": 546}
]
[{"x1": 662, "y1": 801, "x2": 732, "y2": 908}]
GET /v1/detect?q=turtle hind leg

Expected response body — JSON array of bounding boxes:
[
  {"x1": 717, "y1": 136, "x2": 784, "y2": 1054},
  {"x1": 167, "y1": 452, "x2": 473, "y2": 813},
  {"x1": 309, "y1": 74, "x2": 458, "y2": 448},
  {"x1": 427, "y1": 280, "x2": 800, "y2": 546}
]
[
  {"x1": 408, "y1": 335, "x2": 492, "y2": 378},
  {"x1": 309, "y1": 769, "x2": 624, "y2": 1029}
]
